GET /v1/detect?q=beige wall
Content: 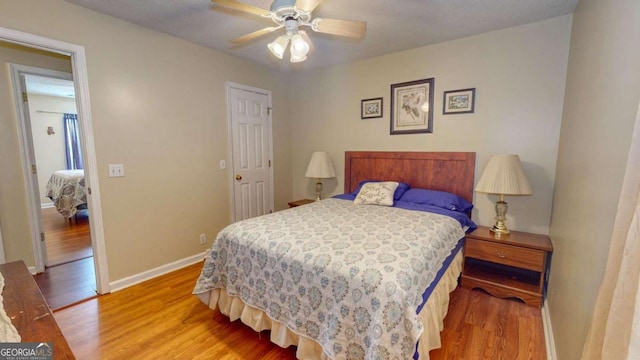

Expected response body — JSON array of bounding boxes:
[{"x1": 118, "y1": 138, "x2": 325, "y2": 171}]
[
  {"x1": 0, "y1": 42, "x2": 72, "y2": 266},
  {"x1": 6, "y1": 3, "x2": 638, "y2": 357},
  {"x1": 290, "y1": 15, "x2": 572, "y2": 235},
  {"x1": 27, "y1": 94, "x2": 77, "y2": 206},
  {"x1": 548, "y1": 0, "x2": 640, "y2": 358},
  {"x1": 0, "y1": 0, "x2": 292, "y2": 280}
]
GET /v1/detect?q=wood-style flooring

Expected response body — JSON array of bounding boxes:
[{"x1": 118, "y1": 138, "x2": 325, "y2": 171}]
[
  {"x1": 430, "y1": 287, "x2": 546, "y2": 360},
  {"x1": 40, "y1": 207, "x2": 93, "y2": 266},
  {"x1": 54, "y1": 262, "x2": 546, "y2": 360},
  {"x1": 34, "y1": 208, "x2": 97, "y2": 310}
]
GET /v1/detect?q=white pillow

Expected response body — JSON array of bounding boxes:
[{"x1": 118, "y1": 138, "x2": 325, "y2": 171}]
[{"x1": 354, "y1": 181, "x2": 399, "y2": 206}]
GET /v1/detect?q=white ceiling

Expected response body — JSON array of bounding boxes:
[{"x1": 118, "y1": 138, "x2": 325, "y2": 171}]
[{"x1": 66, "y1": 0, "x2": 578, "y2": 72}]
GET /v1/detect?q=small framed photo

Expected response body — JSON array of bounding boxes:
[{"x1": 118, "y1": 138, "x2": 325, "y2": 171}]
[
  {"x1": 390, "y1": 78, "x2": 435, "y2": 134},
  {"x1": 443, "y1": 88, "x2": 475, "y2": 114},
  {"x1": 361, "y1": 97, "x2": 383, "y2": 119}
]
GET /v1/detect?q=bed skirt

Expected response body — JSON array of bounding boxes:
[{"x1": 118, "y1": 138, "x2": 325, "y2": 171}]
[{"x1": 196, "y1": 250, "x2": 462, "y2": 359}]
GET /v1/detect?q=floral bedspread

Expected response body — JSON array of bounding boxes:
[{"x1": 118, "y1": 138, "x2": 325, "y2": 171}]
[
  {"x1": 193, "y1": 198, "x2": 465, "y2": 359},
  {"x1": 45, "y1": 170, "x2": 86, "y2": 218}
]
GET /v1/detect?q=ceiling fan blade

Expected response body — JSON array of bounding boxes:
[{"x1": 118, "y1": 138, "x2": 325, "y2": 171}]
[
  {"x1": 296, "y1": 0, "x2": 321, "y2": 13},
  {"x1": 230, "y1": 26, "x2": 280, "y2": 44},
  {"x1": 211, "y1": 0, "x2": 271, "y2": 17},
  {"x1": 313, "y1": 18, "x2": 366, "y2": 38}
]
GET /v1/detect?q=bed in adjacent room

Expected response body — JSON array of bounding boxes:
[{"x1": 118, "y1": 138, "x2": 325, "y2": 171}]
[
  {"x1": 194, "y1": 151, "x2": 476, "y2": 359},
  {"x1": 45, "y1": 169, "x2": 87, "y2": 218}
]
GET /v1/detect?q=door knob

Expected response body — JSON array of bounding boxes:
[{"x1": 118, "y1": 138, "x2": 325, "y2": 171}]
[{"x1": 235, "y1": 174, "x2": 242, "y2": 181}]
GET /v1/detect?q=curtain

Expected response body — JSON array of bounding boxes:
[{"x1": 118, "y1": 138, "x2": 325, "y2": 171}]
[
  {"x1": 581, "y1": 102, "x2": 640, "y2": 359},
  {"x1": 63, "y1": 113, "x2": 83, "y2": 170}
]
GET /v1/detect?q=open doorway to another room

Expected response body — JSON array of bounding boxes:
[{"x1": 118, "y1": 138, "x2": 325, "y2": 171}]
[
  {"x1": 1, "y1": 26, "x2": 109, "y2": 310},
  {"x1": 12, "y1": 65, "x2": 97, "y2": 310}
]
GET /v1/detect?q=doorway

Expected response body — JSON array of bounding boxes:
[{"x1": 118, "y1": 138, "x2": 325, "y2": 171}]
[
  {"x1": 0, "y1": 26, "x2": 110, "y2": 300},
  {"x1": 14, "y1": 70, "x2": 97, "y2": 309}
]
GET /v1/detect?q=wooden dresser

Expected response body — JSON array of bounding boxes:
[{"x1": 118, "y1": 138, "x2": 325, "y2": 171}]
[{"x1": 0, "y1": 261, "x2": 74, "y2": 359}]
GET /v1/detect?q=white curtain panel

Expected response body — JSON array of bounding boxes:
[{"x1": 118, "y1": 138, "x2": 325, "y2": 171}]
[
  {"x1": 0, "y1": 222, "x2": 4, "y2": 264},
  {"x1": 582, "y1": 102, "x2": 640, "y2": 360},
  {"x1": 631, "y1": 276, "x2": 640, "y2": 359}
]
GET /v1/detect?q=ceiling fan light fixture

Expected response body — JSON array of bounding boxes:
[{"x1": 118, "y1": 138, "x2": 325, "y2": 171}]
[
  {"x1": 290, "y1": 53, "x2": 307, "y2": 63},
  {"x1": 267, "y1": 34, "x2": 290, "y2": 59},
  {"x1": 290, "y1": 34, "x2": 310, "y2": 57},
  {"x1": 284, "y1": 18, "x2": 299, "y2": 33}
]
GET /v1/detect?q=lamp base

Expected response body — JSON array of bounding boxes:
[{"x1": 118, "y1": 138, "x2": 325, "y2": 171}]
[
  {"x1": 315, "y1": 179, "x2": 323, "y2": 201},
  {"x1": 490, "y1": 224, "x2": 510, "y2": 236},
  {"x1": 490, "y1": 199, "x2": 510, "y2": 236}
]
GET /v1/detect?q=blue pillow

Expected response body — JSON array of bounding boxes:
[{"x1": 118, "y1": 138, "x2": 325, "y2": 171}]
[
  {"x1": 399, "y1": 188, "x2": 473, "y2": 212},
  {"x1": 352, "y1": 180, "x2": 410, "y2": 200}
]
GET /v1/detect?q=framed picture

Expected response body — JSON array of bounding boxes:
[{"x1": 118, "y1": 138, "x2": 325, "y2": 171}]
[
  {"x1": 390, "y1": 78, "x2": 434, "y2": 134},
  {"x1": 443, "y1": 88, "x2": 475, "y2": 114},
  {"x1": 361, "y1": 97, "x2": 383, "y2": 119}
]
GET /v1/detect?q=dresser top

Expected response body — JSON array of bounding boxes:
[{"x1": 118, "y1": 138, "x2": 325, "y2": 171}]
[
  {"x1": 468, "y1": 226, "x2": 553, "y2": 252},
  {"x1": 0, "y1": 261, "x2": 74, "y2": 359}
]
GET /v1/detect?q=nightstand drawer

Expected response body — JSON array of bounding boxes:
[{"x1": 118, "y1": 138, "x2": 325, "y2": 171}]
[{"x1": 465, "y1": 238, "x2": 545, "y2": 272}]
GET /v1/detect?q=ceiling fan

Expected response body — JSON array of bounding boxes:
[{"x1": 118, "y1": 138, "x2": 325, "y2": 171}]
[{"x1": 211, "y1": 0, "x2": 367, "y2": 63}]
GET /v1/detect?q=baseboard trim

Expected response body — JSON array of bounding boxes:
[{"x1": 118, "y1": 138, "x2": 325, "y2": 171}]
[
  {"x1": 542, "y1": 300, "x2": 557, "y2": 360},
  {"x1": 41, "y1": 202, "x2": 54, "y2": 209},
  {"x1": 109, "y1": 252, "x2": 206, "y2": 293}
]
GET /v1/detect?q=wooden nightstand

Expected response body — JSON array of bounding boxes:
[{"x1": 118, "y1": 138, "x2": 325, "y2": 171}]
[
  {"x1": 461, "y1": 226, "x2": 553, "y2": 308},
  {"x1": 287, "y1": 199, "x2": 315, "y2": 208}
]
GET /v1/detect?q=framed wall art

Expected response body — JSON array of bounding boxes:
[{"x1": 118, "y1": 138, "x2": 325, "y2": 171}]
[
  {"x1": 390, "y1": 78, "x2": 434, "y2": 134},
  {"x1": 361, "y1": 97, "x2": 383, "y2": 119},
  {"x1": 443, "y1": 88, "x2": 475, "y2": 114}
]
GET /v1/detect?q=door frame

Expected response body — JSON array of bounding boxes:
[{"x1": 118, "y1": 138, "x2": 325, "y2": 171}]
[
  {"x1": 226, "y1": 82, "x2": 274, "y2": 222},
  {"x1": 1, "y1": 26, "x2": 110, "y2": 294}
]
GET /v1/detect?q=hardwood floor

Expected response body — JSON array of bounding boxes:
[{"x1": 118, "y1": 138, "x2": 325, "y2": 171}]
[
  {"x1": 34, "y1": 208, "x2": 97, "y2": 310},
  {"x1": 41, "y1": 208, "x2": 93, "y2": 266},
  {"x1": 54, "y1": 262, "x2": 546, "y2": 360},
  {"x1": 34, "y1": 257, "x2": 97, "y2": 310},
  {"x1": 430, "y1": 287, "x2": 546, "y2": 360}
]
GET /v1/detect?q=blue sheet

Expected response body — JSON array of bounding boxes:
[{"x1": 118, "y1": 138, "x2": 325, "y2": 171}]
[{"x1": 332, "y1": 194, "x2": 477, "y2": 232}]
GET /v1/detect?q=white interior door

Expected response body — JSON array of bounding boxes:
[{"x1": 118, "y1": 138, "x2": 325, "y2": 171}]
[
  {"x1": 13, "y1": 69, "x2": 51, "y2": 269},
  {"x1": 228, "y1": 83, "x2": 273, "y2": 221}
]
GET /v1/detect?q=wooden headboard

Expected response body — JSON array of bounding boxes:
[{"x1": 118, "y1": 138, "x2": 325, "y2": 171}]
[{"x1": 344, "y1": 151, "x2": 476, "y2": 203}]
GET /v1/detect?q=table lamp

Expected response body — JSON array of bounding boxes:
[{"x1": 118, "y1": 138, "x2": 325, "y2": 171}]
[
  {"x1": 475, "y1": 154, "x2": 532, "y2": 235},
  {"x1": 305, "y1": 152, "x2": 336, "y2": 201}
]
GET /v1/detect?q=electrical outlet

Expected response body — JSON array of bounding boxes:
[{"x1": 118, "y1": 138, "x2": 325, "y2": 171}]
[{"x1": 199, "y1": 233, "x2": 207, "y2": 245}]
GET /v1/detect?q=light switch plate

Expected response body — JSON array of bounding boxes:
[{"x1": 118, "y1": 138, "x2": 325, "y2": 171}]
[
  {"x1": 219, "y1": 160, "x2": 226, "y2": 169},
  {"x1": 108, "y1": 164, "x2": 125, "y2": 177}
]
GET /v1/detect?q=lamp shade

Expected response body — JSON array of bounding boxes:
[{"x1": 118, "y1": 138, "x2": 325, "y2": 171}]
[
  {"x1": 267, "y1": 35, "x2": 289, "y2": 59},
  {"x1": 290, "y1": 34, "x2": 310, "y2": 58},
  {"x1": 475, "y1": 154, "x2": 532, "y2": 195},
  {"x1": 290, "y1": 53, "x2": 307, "y2": 63},
  {"x1": 305, "y1": 152, "x2": 336, "y2": 179}
]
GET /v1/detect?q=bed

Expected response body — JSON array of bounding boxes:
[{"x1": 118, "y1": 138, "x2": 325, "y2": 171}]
[
  {"x1": 194, "y1": 151, "x2": 476, "y2": 359},
  {"x1": 45, "y1": 169, "x2": 87, "y2": 218}
]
